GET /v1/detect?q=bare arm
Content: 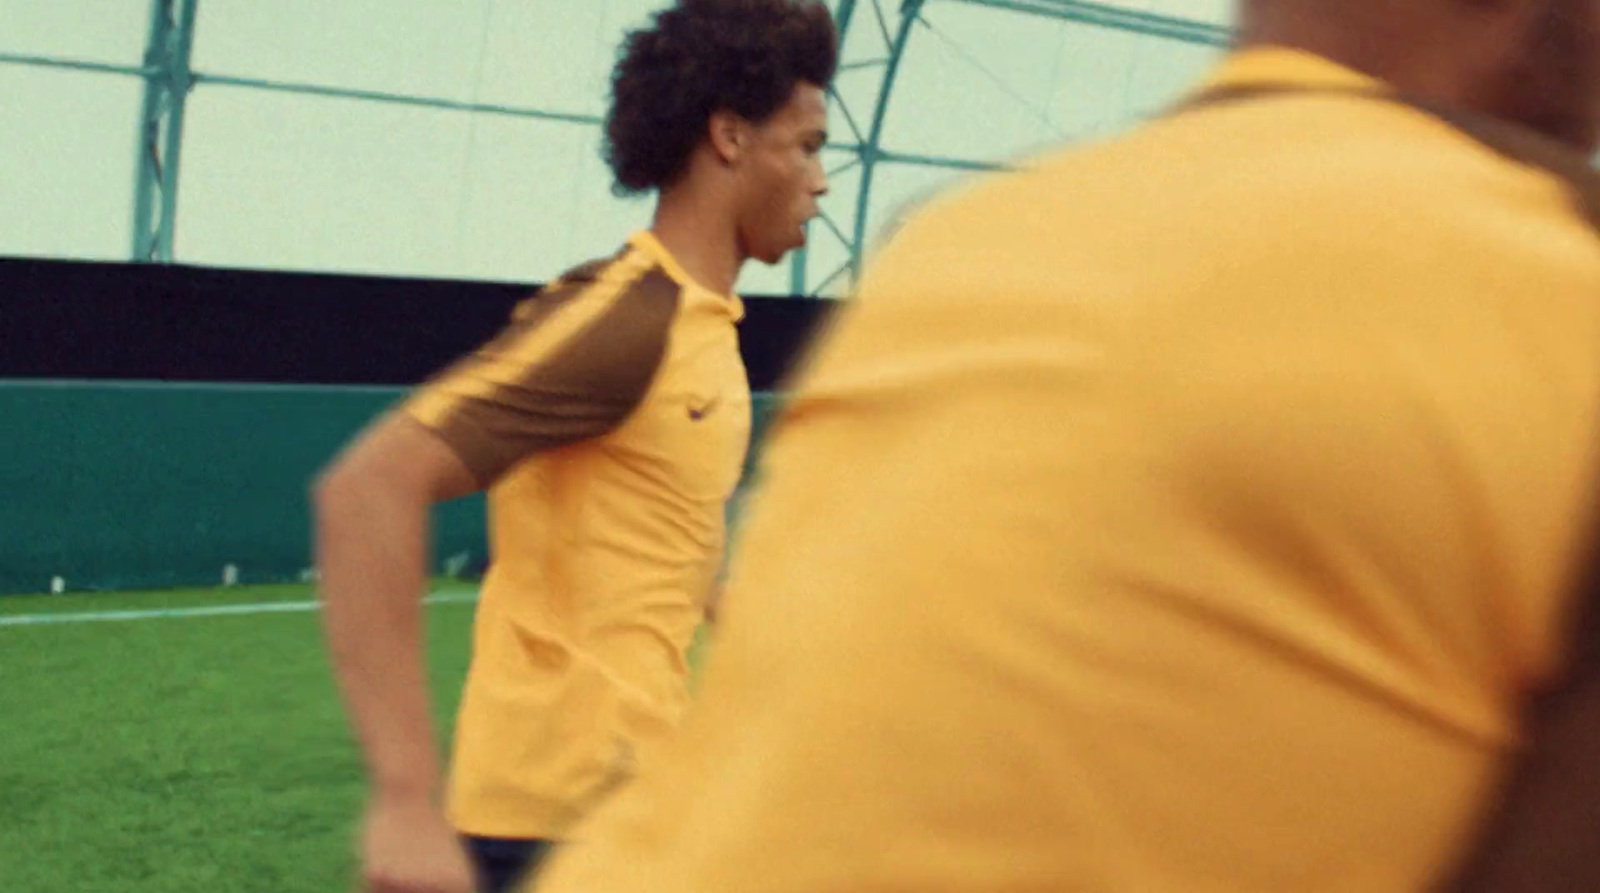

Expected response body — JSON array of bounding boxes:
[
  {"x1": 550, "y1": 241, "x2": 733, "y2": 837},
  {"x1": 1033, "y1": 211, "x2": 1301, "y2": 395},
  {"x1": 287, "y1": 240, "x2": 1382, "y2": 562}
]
[
  {"x1": 316, "y1": 264, "x2": 678, "y2": 892},
  {"x1": 313, "y1": 412, "x2": 479, "y2": 801},
  {"x1": 1436, "y1": 588, "x2": 1600, "y2": 893}
]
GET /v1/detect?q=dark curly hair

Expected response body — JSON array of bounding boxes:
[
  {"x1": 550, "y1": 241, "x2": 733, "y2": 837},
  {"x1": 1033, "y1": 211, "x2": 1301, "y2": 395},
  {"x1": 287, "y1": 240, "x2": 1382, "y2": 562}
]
[{"x1": 604, "y1": 0, "x2": 839, "y2": 196}]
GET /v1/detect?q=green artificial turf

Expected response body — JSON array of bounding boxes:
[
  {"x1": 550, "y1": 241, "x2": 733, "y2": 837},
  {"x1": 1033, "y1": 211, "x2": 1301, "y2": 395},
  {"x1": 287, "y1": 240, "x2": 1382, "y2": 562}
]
[{"x1": 0, "y1": 584, "x2": 713, "y2": 892}]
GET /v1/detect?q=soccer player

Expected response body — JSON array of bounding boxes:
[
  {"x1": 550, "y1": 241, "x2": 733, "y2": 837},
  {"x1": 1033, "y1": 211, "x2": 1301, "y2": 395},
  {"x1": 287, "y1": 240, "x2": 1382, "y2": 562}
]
[
  {"x1": 524, "y1": 1, "x2": 1600, "y2": 892},
  {"x1": 311, "y1": 3, "x2": 835, "y2": 892}
]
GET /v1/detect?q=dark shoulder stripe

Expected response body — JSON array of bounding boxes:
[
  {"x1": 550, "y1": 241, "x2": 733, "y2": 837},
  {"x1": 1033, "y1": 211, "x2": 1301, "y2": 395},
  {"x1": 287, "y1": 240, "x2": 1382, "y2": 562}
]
[
  {"x1": 411, "y1": 265, "x2": 683, "y2": 486},
  {"x1": 506, "y1": 244, "x2": 644, "y2": 330},
  {"x1": 537, "y1": 266, "x2": 683, "y2": 401}
]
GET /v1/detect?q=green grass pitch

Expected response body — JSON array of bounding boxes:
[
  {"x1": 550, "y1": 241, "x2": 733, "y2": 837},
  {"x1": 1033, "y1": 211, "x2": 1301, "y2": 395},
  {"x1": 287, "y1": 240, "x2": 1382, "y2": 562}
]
[{"x1": 0, "y1": 583, "x2": 713, "y2": 892}]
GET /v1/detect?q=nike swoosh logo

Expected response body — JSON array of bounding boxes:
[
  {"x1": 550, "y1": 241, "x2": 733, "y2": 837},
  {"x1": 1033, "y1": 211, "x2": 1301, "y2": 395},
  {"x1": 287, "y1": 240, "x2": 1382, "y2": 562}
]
[{"x1": 688, "y1": 395, "x2": 722, "y2": 421}]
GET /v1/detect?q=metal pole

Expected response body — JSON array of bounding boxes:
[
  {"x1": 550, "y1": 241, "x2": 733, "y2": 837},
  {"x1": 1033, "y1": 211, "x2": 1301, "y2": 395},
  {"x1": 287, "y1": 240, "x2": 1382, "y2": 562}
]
[
  {"x1": 130, "y1": 0, "x2": 199, "y2": 263},
  {"x1": 190, "y1": 73, "x2": 603, "y2": 125},
  {"x1": 849, "y1": 0, "x2": 926, "y2": 284},
  {"x1": 792, "y1": 0, "x2": 861, "y2": 296},
  {"x1": 157, "y1": 0, "x2": 200, "y2": 261},
  {"x1": 130, "y1": 0, "x2": 170, "y2": 262},
  {"x1": 0, "y1": 53, "x2": 156, "y2": 78},
  {"x1": 945, "y1": 0, "x2": 1229, "y2": 47},
  {"x1": 789, "y1": 223, "x2": 810, "y2": 295}
]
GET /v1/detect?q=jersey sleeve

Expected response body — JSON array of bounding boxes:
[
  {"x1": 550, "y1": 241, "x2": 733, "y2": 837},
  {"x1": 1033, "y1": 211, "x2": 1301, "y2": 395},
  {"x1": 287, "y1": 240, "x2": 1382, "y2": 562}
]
[{"x1": 402, "y1": 266, "x2": 681, "y2": 487}]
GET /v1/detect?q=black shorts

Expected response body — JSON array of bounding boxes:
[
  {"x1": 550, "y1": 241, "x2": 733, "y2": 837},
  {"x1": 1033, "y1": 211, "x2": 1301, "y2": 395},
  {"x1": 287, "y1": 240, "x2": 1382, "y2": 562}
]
[{"x1": 462, "y1": 836, "x2": 555, "y2": 893}]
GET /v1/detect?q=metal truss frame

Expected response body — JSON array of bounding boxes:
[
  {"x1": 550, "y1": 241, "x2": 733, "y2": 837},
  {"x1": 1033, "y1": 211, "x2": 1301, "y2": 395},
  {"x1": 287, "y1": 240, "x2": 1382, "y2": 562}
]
[
  {"x1": 0, "y1": 0, "x2": 1230, "y2": 286},
  {"x1": 792, "y1": 0, "x2": 1228, "y2": 296}
]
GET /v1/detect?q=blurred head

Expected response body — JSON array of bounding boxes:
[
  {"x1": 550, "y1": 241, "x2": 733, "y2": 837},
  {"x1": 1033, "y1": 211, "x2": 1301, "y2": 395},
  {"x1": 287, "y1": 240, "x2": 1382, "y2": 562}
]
[
  {"x1": 1240, "y1": 0, "x2": 1600, "y2": 153},
  {"x1": 605, "y1": 0, "x2": 837, "y2": 265},
  {"x1": 1485, "y1": 0, "x2": 1600, "y2": 152}
]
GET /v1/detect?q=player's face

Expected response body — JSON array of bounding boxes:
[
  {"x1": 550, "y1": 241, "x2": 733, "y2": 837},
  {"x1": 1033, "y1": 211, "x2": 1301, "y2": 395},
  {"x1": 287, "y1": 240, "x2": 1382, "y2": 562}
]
[
  {"x1": 1497, "y1": 0, "x2": 1600, "y2": 152},
  {"x1": 737, "y1": 83, "x2": 830, "y2": 266}
]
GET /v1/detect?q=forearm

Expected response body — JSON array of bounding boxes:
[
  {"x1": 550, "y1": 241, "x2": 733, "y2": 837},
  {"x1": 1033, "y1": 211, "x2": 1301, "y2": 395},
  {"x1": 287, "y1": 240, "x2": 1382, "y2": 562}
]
[
  {"x1": 1438, "y1": 654, "x2": 1600, "y2": 892},
  {"x1": 315, "y1": 471, "x2": 442, "y2": 801}
]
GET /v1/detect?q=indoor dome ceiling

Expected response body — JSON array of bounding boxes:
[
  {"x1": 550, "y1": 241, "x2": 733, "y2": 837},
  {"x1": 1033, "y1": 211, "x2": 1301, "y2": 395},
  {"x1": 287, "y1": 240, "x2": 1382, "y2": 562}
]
[{"x1": 0, "y1": 0, "x2": 1239, "y2": 297}]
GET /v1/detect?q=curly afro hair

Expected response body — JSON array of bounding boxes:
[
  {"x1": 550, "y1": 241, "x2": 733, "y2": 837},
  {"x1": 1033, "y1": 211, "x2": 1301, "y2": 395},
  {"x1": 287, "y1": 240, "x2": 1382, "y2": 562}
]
[{"x1": 604, "y1": 0, "x2": 838, "y2": 196}]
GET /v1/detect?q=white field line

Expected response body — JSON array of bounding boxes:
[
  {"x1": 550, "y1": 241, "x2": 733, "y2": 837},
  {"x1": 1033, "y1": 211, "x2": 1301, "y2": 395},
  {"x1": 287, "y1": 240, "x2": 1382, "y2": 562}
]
[{"x1": 0, "y1": 589, "x2": 479, "y2": 628}]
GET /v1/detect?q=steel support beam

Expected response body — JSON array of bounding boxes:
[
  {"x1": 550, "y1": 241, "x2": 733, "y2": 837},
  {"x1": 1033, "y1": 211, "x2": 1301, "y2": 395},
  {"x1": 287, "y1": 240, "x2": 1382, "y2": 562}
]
[
  {"x1": 945, "y1": 0, "x2": 1230, "y2": 47},
  {"x1": 790, "y1": 0, "x2": 863, "y2": 296},
  {"x1": 849, "y1": 0, "x2": 925, "y2": 286},
  {"x1": 0, "y1": 54, "x2": 603, "y2": 127},
  {"x1": 834, "y1": 0, "x2": 862, "y2": 50},
  {"x1": 877, "y1": 149, "x2": 1005, "y2": 171},
  {"x1": 789, "y1": 226, "x2": 811, "y2": 295},
  {"x1": 794, "y1": 0, "x2": 931, "y2": 297},
  {"x1": 15, "y1": 0, "x2": 1224, "y2": 278},
  {"x1": 192, "y1": 73, "x2": 603, "y2": 126},
  {"x1": 0, "y1": 52, "x2": 157, "y2": 79},
  {"x1": 797, "y1": 0, "x2": 1226, "y2": 296},
  {"x1": 131, "y1": 0, "x2": 200, "y2": 262}
]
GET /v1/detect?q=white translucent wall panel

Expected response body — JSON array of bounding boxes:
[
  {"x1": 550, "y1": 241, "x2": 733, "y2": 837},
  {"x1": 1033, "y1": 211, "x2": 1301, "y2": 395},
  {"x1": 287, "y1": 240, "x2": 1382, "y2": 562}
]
[
  {"x1": 887, "y1": 6, "x2": 1071, "y2": 162},
  {"x1": 177, "y1": 86, "x2": 470, "y2": 278},
  {"x1": 1113, "y1": 0, "x2": 1233, "y2": 24},
  {"x1": 792, "y1": 147, "x2": 864, "y2": 297},
  {"x1": 481, "y1": 0, "x2": 844, "y2": 120},
  {"x1": 4, "y1": 0, "x2": 1244, "y2": 294},
  {"x1": 0, "y1": 0, "x2": 148, "y2": 65},
  {"x1": 194, "y1": 1, "x2": 729, "y2": 116},
  {"x1": 177, "y1": 84, "x2": 644, "y2": 282},
  {"x1": 862, "y1": 160, "x2": 974, "y2": 252},
  {"x1": 735, "y1": 141, "x2": 860, "y2": 295},
  {"x1": 829, "y1": 0, "x2": 898, "y2": 136},
  {"x1": 184, "y1": 0, "x2": 850, "y2": 291},
  {"x1": 450, "y1": 118, "x2": 653, "y2": 282},
  {"x1": 788, "y1": 159, "x2": 972, "y2": 298},
  {"x1": 737, "y1": 248, "x2": 798, "y2": 296},
  {"x1": 178, "y1": 84, "x2": 833, "y2": 290},
  {"x1": 1047, "y1": 27, "x2": 1223, "y2": 140},
  {"x1": 200, "y1": 0, "x2": 567, "y2": 109},
  {"x1": 883, "y1": 4, "x2": 1226, "y2": 164},
  {"x1": 474, "y1": 0, "x2": 692, "y2": 120},
  {"x1": 0, "y1": 67, "x2": 139, "y2": 260}
]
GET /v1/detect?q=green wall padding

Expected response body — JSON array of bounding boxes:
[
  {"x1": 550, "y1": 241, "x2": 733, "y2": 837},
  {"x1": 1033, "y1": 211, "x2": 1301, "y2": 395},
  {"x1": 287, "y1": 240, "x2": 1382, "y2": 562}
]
[{"x1": 0, "y1": 382, "x2": 784, "y2": 597}]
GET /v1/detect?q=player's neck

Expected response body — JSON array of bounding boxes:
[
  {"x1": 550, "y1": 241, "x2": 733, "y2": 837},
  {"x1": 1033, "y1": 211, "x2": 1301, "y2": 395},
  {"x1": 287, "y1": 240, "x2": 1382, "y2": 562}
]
[{"x1": 649, "y1": 192, "x2": 744, "y2": 297}]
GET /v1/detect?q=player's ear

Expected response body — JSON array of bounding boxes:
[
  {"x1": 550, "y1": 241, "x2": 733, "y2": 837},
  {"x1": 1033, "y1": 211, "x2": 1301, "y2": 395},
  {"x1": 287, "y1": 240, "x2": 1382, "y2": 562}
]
[{"x1": 708, "y1": 109, "x2": 746, "y2": 166}]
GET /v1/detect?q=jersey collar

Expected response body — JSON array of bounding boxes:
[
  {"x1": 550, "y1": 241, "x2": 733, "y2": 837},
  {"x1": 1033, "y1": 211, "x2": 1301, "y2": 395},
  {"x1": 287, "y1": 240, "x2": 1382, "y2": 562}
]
[
  {"x1": 1189, "y1": 46, "x2": 1385, "y2": 97},
  {"x1": 1177, "y1": 47, "x2": 1600, "y2": 235},
  {"x1": 628, "y1": 230, "x2": 746, "y2": 323}
]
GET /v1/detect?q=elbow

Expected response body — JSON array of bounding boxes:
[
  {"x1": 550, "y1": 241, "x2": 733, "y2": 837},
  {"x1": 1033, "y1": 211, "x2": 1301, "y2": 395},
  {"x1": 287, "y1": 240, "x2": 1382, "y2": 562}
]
[
  {"x1": 311, "y1": 460, "x2": 359, "y2": 519},
  {"x1": 310, "y1": 458, "x2": 385, "y2": 547},
  {"x1": 311, "y1": 453, "x2": 433, "y2": 540}
]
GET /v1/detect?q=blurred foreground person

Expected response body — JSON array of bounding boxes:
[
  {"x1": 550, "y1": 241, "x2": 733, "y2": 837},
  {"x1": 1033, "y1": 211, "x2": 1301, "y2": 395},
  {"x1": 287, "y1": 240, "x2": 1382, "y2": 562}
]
[{"x1": 528, "y1": 1, "x2": 1600, "y2": 891}]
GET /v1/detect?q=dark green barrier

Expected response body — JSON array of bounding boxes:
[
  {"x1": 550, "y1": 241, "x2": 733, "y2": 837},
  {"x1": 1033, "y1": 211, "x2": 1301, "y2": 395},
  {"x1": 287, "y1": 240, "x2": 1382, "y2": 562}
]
[{"x1": 0, "y1": 382, "x2": 784, "y2": 597}]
